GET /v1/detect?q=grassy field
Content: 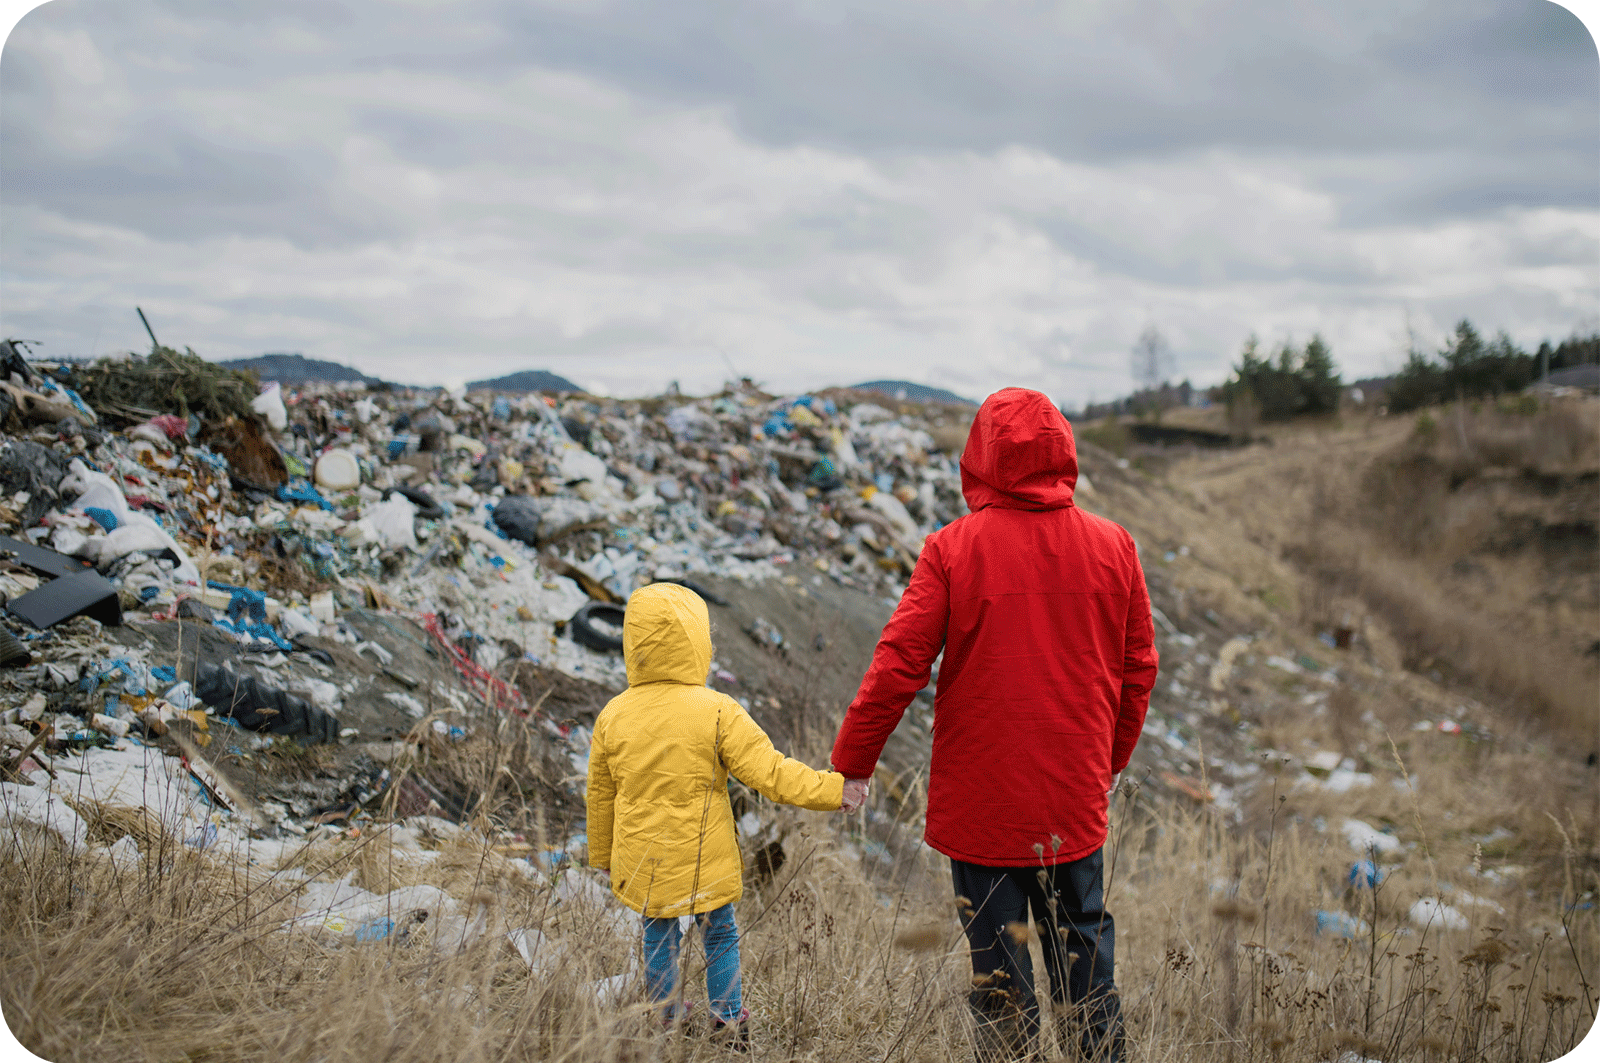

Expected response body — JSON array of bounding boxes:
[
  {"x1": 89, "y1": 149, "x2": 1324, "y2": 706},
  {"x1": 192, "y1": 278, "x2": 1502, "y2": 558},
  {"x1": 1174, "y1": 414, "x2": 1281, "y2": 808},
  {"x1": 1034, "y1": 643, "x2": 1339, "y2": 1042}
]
[
  {"x1": 3, "y1": 704, "x2": 1595, "y2": 1063},
  {"x1": 4, "y1": 399, "x2": 1597, "y2": 1062}
]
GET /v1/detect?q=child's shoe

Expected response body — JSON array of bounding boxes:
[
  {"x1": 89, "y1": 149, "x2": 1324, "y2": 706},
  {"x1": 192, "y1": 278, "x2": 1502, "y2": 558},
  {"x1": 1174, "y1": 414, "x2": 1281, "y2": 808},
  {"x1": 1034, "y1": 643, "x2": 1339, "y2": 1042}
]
[
  {"x1": 710, "y1": 1008, "x2": 751, "y2": 1053},
  {"x1": 658, "y1": 1000, "x2": 695, "y2": 1031}
]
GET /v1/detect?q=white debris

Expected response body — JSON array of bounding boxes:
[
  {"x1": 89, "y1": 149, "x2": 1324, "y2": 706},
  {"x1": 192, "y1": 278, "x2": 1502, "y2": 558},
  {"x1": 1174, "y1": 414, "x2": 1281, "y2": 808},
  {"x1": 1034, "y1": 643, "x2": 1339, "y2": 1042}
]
[
  {"x1": 1341, "y1": 819, "x2": 1403, "y2": 856},
  {"x1": 1409, "y1": 897, "x2": 1470, "y2": 930}
]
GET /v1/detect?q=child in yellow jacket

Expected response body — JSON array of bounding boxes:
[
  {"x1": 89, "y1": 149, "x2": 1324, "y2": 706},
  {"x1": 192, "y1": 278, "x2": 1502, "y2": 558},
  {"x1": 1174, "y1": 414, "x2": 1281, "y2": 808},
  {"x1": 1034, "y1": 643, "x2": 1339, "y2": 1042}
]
[{"x1": 586, "y1": 582, "x2": 866, "y2": 1045}]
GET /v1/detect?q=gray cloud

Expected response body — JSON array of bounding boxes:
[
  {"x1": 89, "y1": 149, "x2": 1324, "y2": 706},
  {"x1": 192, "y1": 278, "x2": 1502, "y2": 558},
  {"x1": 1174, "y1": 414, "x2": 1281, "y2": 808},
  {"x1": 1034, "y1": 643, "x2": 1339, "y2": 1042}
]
[{"x1": 0, "y1": 0, "x2": 1594, "y2": 401}]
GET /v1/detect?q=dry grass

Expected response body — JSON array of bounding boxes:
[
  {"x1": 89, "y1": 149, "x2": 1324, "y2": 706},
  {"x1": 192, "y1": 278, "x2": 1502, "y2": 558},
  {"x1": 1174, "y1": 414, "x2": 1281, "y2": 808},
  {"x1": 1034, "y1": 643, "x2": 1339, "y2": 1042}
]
[
  {"x1": 1154, "y1": 401, "x2": 1598, "y2": 743},
  {"x1": 4, "y1": 721, "x2": 1595, "y2": 1063}
]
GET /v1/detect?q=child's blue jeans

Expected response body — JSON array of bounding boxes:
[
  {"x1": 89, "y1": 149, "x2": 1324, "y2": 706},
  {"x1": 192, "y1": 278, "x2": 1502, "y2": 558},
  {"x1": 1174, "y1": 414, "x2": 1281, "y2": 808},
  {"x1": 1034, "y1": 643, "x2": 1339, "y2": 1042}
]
[{"x1": 642, "y1": 903, "x2": 742, "y2": 1024}]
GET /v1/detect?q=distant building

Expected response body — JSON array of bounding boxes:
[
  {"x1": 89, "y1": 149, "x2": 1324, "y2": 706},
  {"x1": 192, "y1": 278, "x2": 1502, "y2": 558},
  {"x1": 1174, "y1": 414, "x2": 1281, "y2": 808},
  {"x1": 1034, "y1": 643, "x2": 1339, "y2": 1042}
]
[{"x1": 1527, "y1": 364, "x2": 1600, "y2": 394}]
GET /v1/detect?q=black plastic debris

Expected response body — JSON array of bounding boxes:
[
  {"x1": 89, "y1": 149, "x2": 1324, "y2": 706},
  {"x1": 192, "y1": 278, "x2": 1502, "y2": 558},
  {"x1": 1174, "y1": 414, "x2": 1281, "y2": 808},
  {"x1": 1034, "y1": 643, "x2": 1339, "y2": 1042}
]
[
  {"x1": 0, "y1": 442, "x2": 73, "y2": 528},
  {"x1": 6, "y1": 569, "x2": 123, "y2": 628},
  {"x1": 0, "y1": 536, "x2": 94, "y2": 580},
  {"x1": 491, "y1": 495, "x2": 544, "y2": 546},
  {"x1": 192, "y1": 660, "x2": 339, "y2": 744},
  {"x1": 386, "y1": 484, "x2": 446, "y2": 521},
  {"x1": 175, "y1": 597, "x2": 216, "y2": 622}
]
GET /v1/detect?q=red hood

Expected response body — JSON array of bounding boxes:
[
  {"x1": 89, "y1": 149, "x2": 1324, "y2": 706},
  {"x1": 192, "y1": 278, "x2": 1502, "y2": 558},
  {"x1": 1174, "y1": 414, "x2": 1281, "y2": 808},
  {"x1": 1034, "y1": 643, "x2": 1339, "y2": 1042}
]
[{"x1": 959, "y1": 388, "x2": 1078, "y2": 511}]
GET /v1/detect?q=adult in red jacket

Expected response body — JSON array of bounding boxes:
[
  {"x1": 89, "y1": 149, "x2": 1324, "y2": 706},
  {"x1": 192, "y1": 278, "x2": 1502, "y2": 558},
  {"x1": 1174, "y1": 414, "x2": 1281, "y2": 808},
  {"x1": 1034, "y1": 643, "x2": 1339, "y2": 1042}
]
[{"x1": 832, "y1": 387, "x2": 1158, "y2": 1063}]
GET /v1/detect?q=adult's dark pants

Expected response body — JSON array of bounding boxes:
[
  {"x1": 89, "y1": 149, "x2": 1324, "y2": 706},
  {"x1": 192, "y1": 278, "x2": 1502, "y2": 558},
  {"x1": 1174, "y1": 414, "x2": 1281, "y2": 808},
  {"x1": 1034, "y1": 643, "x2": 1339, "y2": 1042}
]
[{"x1": 952, "y1": 848, "x2": 1124, "y2": 1062}]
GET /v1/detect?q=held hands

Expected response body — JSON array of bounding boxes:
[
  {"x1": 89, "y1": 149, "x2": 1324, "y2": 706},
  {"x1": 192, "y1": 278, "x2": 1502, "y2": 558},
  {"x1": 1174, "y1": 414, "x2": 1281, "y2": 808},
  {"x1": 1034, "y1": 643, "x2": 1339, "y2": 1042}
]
[{"x1": 839, "y1": 777, "x2": 870, "y2": 813}]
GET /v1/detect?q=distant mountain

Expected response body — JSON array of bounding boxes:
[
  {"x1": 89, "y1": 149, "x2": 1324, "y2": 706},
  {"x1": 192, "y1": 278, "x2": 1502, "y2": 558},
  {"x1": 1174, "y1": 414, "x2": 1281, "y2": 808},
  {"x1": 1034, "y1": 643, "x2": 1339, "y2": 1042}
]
[
  {"x1": 848, "y1": 379, "x2": 978, "y2": 407},
  {"x1": 468, "y1": 369, "x2": 582, "y2": 393},
  {"x1": 219, "y1": 353, "x2": 388, "y2": 386}
]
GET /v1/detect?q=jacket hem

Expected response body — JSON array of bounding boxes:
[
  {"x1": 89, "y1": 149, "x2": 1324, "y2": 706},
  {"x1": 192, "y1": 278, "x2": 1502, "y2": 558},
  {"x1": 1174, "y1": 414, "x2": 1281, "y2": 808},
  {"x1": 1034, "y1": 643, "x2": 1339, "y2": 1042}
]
[{"x1": 926, "y1": 832, "x2": 1106, "y2": 867}]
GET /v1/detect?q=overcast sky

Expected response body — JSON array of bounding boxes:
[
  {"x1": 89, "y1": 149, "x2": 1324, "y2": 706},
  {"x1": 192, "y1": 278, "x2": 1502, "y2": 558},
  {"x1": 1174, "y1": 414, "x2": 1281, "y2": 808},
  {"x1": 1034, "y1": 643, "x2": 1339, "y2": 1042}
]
[{"x1": 1, "y1": 0, "x2": 1596, "y2": 403}]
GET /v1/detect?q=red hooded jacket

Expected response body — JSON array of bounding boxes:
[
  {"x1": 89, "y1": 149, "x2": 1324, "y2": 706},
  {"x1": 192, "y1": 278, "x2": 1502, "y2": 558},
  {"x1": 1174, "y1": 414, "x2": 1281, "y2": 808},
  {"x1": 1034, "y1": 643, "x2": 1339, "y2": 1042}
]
[{"x1": 831, "y1": 388, "x2": 1158, "y2": 866}]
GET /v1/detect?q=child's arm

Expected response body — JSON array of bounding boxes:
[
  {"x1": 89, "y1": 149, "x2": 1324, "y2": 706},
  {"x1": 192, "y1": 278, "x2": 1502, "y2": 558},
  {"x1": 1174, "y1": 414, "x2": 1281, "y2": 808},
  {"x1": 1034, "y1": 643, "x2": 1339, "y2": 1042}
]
[
  {"x1": 585, "y1": 717, "x2": 616, "y2": 872},
  {"x1": 719, "y1": 705, "x2": 845, "y2": 811}
]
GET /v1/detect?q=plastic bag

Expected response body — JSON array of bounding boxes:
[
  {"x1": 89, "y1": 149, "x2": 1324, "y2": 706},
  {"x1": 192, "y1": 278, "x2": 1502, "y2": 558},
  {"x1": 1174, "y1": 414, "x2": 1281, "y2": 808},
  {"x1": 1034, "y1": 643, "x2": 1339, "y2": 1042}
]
[
  {"x1": 365, "y1": 494, "x2": 418, "y2": 551},
  {"x1": 250, "y1": 382, "x2": 288, "y2": 431}
]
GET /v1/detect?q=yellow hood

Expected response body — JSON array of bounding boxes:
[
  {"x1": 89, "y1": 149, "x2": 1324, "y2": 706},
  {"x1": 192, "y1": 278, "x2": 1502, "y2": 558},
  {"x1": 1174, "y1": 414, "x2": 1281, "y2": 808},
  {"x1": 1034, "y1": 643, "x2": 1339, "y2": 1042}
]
[{"x1": 623, "y1": 582, "x2": 712, "y2": 686}]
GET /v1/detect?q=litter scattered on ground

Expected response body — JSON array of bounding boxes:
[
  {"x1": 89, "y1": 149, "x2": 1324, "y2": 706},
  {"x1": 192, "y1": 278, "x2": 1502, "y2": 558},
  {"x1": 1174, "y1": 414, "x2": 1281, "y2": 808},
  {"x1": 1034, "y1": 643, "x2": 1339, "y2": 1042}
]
[{"x1": 1, "y1": 342, "x2": 1531, "y2": 982}]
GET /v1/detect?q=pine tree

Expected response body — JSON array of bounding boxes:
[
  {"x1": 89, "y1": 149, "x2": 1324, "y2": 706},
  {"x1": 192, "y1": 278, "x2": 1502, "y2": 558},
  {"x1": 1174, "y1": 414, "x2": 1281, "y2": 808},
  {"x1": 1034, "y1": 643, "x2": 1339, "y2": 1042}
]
[{"x1": 1299, "y1": 333, "x2": 1341, "y2": 414}]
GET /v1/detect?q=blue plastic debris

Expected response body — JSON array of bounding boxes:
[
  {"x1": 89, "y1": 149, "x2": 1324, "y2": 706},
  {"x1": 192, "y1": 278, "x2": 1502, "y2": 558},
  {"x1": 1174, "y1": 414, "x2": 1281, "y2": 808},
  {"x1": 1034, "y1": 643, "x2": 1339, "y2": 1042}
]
[
  {"x1": 1349, "y1": 860, "x2": 1383, "y2": 889},
  {"x1": 83, "y1": 506, "x2": 119, "y2": 532},
  {"x1": 151, "y1": 665, "x2": 177, "y2": 685},
  {"x1": 37, "y1": 378, "x2": 97, "y2": 423},
  {"x1": 207, "y1": 580, "x2": 293, "y2": 651},
  {"x1": 192, "y1": 447, "x2": 229, "y2": 474},
  {"x1": 1315, "y1": 910, "x2": 1369, "y2": 939},
  {"x1": 353, "y1": 916, "x2": 395, "y2": 943},
  {"x1": 184, "y1": 822, "x2": 219, "y2": 850},
  {"x1": 275, "y1": 479, "x2": 333, "y2": 511},
  {"x1": 81, "y1": 658, "x2": 152, "y2": 697}
]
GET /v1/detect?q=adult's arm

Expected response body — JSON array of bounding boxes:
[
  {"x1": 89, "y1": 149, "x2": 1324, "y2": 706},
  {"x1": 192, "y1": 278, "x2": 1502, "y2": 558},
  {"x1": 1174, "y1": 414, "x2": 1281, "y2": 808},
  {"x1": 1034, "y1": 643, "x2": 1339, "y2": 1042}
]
[
  {"x1": 831, "y1": 539, "x2": 950, "y2": 779},
  {"x1": 720, "y1": 704, "x2": 845, "y2": 811},
  {"x1": 585, "y1": 715, "x2": 616, "y2": 871},
  {"x1": 1111, "y1": 544, "x2": 1159, "y2": 773}
]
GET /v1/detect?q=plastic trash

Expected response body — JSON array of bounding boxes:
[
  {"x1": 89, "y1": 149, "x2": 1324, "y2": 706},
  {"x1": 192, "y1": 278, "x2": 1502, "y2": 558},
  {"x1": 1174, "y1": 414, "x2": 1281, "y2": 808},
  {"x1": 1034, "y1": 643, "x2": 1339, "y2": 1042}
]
[
  {"x1": 492, "y1": 495, "x2": 545, "y2": 546},
  {"x1": 313, "y1": 449, "x2": 362, "y2": 491},
  {"x1": 279, "y1": 608, "x2": 320, "y2": 639},
  {"x1": 1340, "y1": 818, "x2": 1403, "y2": 856},
  {"x1": 366, "y1": 494, "x2": 418, "y2": 551},
  {"x1": 207, "y1": 581, "x2": 292, "y2": 650},
  {"x1": 0, "y1": 536, "x2": 94, "y2": 580},
  {"x1": 1348, "y1": 860, "x2": 1383, "y2": 889},
  {"x1": 6, "y1": 569, "x2": 123, "y2": 628},
  {"x1": 275, "y1": 479, "x2": 334, "y2": 511},
  {"x1": 60, "y1": 458, "x2": 201, "y2": 584},
  {"x1": 90, "y1": 713, "x2": 131, "y2": 738},
  {"x1": 251, "y1": 382, "x2": 288, "y2": 430},
  {"x1": 1409, "y1": 897, "x2": 1469, "y2": 930},
  {"x1": 1315, "y1": 910, "x2": 1370, "y2": 939},
  {"x1": 387, "y1": 485, "x2": 446, "y2": 520},
  {"x1": 83, "y1": 506, "x2": 119, "y2": 532},
  {"x1": 309, "y1": 591, "x2": 336, "y2": 623},
  {"x1": 192, "y1": 660, "x2": 340, "y2": 743},
  {"x1": 162, "y1": 681, "x2": 198, "y2": 712}
]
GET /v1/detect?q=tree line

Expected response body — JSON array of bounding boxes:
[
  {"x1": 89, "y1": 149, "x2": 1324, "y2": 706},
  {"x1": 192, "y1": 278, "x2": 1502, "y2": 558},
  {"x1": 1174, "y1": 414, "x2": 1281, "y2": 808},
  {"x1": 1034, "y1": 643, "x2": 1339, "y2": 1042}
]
[
  {"x1": 1386, "y1": 321, "x2": 1598, "y2": 412},
  {"x1": 1069, "y1": 320, "x2": 1598, "y2": 426},
  {"x1": 1221, "y1": 333, "x2": 1341, "y2": 422}
]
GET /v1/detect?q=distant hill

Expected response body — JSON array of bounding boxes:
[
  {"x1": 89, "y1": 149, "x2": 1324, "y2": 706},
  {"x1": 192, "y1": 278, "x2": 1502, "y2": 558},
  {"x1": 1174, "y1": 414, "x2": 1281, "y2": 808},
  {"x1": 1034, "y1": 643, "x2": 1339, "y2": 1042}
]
[
  {"x1": 219, "y1": 353, "x2": 388, "y2": 386},
  {"x1": 847, "y1": 379, "x2": 978, "y2": 406},
  {"x1": 468, "y1": 369, "x2": 582, "y2": 393}
]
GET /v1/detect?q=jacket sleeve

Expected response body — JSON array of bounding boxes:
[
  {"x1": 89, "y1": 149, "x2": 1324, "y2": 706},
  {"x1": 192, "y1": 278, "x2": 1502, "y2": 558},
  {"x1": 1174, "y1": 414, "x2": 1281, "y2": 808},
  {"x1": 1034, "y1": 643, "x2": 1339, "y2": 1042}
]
[
  {"x1": 830, "y1": 538, "x2": 949, "y2": 780},
  {"x1": 1112, "y1": 543, "x2": 1159, "y2": 774},
  {"x1": 585, "y1": 715, "x2": 615, "y2": 871},
  {"x1": 719, "y1": 703, "x2": 845, "y2": 812}
]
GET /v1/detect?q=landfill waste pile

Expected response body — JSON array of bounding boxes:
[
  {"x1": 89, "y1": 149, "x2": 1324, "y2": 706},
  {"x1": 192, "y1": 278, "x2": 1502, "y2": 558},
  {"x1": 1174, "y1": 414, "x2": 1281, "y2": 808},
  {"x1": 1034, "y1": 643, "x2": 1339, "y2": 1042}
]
[
  {"x1": 0, "y1": 342, "x2": 991, "y2": 985},
  {"x1": 3, "y1": 341, "x2": 1593, "y2": 1063},
  {"x1": 0, "y1": 340, "x2": 1545, "y2": 891}
]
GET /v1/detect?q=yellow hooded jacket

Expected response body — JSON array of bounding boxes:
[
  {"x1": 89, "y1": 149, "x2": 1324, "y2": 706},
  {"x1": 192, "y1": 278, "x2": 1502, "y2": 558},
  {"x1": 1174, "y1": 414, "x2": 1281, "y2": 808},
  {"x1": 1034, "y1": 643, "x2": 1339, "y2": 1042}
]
[{"x1": 586, "y1": 583, "x2": 844, "y2": 917}]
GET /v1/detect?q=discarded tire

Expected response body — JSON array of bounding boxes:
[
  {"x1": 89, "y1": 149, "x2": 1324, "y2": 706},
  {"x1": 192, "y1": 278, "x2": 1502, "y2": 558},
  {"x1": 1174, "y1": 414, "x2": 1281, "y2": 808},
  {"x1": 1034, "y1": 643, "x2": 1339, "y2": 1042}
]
[
  {"x1": 192, "y1": 660, "x2": 340, "y2": 744},
  {"x1": 0, "y1": 629, "x2": 31, "y2": 668},
  {"x1": 569, "y1": 601, "x2": 626, "y2": 653}
]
